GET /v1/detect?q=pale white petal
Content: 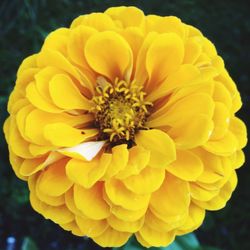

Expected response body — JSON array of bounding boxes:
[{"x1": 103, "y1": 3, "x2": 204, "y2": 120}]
[{"x1": 58, "y1": 141, "x2": 106, "y2": 161}]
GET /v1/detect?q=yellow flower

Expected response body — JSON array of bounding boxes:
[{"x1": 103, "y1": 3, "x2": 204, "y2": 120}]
[{"x1": 4, "y1": 6, "x2": 247, "y2": 248}]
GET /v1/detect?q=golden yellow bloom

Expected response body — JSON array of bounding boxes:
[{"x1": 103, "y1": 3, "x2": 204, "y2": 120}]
[{"x1": 4, "y1": 6, "x2": 247, "y2": 248}]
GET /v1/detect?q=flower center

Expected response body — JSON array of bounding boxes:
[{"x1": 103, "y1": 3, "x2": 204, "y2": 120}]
[{"x1": 91, "y1": 77, "x2": 152, "y2": 144}]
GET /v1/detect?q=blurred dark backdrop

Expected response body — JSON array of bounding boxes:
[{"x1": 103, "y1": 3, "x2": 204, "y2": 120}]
[{"x1": 0, "y1": 0, "x2": 249, "y2": 249}]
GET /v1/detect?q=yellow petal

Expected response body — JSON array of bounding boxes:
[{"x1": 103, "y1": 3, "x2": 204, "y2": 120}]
[
  {"x1": 135, "y1": 129, "x2": 176, "y2": 168},
  {"x1": 165, "y1": 80, "x2": 214, "y2": 108},
  {"x1": 38, "y1": 158, "x2": 73, "y2": 196},
  {"x1": 193, "y1": 171, "x2": 237, "y2": 210},
  {"x1": 199, "y1": 66, "x2": 219, "y2": 80},
  {"x1": 24, "y1": 109, "x2": 92, "y2": 145},
  {"x1": 43, "y1": 28, "x2": 69, "y2": 55},
  {"x1": 218, "y1": 72, "x2": 237, "y2": 95},
  {"x1": 104, "y1": 144, "x2": 129, "y2": 178},
  {"x1": 202, "y1": 37, "x2": 217, "y2": 57},
  {"x1": 190, "y1": 183, "x2": 219, "y2": 201},
  {"x1": 197, "y1": 163, "x2": 232, "y2": 191},
  {"x1": 60, "y1": 221, "x2": 76, "y2": 231},
  {"x1": 71, "y1": 13, "x2": 116, "y2": 31},
  {"x1": 177, "y1": 203, "x2": 205, "y2": 234},
  {"x1": 138, "y1": 225, "x2": 175, "y2": 247},
  {"x1": 134, "y1": 32, "x2": 158, "y2": 85},
  {"x1": 24, "y1": 108, "x2": 51, "y2": 145},
  {"x1": 34, "y1": 66, "x2": 64, "y2": 102},
  {"x1": 36, "y1": 191, "x2": 64, "y2": 207},
  {"x1": 8, "y1": 120, "x2": 33, "y2": 158},
  {"x1": 211, "y1": 56, "x2": 224, "y2": 75},
  {"x1": 231, "y1": 150, "x2": 245, "y2": 169},
  {"x1": 187, "y1": 24, "x2": 203, "y2": 37},
  {"x1": 232, "y1": 90, "x2": 242, "y2": 113},
  {"x1": 145, "y1": 209, "x2": 185, "y2": 232},
  {"x1": 93, "y1": 227, "x2": 131, "y2": 248},
  {"x1": 107, "y1": 214, "x2": 144, "y2": 233},
  {"x1": 213, "y1": 81, "x2": 232, "y2": 109},
  {"x1": 44, "y1": 123, "x2": 98, "y2": 147},
  {"x1": 60, "y1": 221, "x2": 83, "y2": 236},
  {"x1": 166, "y1": 150, "x2": 203, "y2": 181},
  {"x1": 195, "y1": 52, "x2": 211, "y2": 67},
  {"x1": 28, "y1": 198, "x2": 46, "y2": 221},
  {"x1": 74, "y1": 183, "x2": 110, "y2": 220},
  {"x1": 16, "y1": 104, "x2": 34, "y2": 140},
  {"x1": 149, "y1": 93, "x2": 214, "y2": 129},
  {"x1": 45, "y1": 205, "x2": 74, "y2": 224},
  {"x1": 71, "y1": 224, "x2": 83, "y2": 236},
  {"x1": 28, "y1": 174, "x2": 38, "y2": 192},
  {"x1": 123, "y1": 167, "x2": 165, "y2": 194},
  {"x1": 120, "y1": 27, "x2": 144, "y2": 65},
  {"x1": 26, "y1": 104, "x2": 88, "y2": 127},
  {"x1": 203, "y1": 156, "x2": 233, "y2": 189},
  {"x1": 146, "y1": 33, "x2": 184, "y2": 89},
  {"x1": 115, "y1": 146, "x2": 150, "y2": 179},
  {"x1": 75, "y1": 215, "x2": 108, "y2": 237},
  {"x1": 17, "y1": 54, "x2": 38, "y2": 77},
  {"x1": 9, "y1": 150, "x2": 27, "y2": 181},
  {"x1": 105, "y1": 6, "x2": 126, "y2": 18},
  {"x1": 29, "y1": 190, "x2": 48, "y2": 215},
  {"x1": 183, "y1": 38, "x2": 202, "y2": 64},
  {"x1": 110, "y1": 205, "x2": 147, "y2": 222},
  {"x1": 203, "y1": 131, "x2": 238, "y2": 156},
  {"x1": 3, "y1": 116, "x2": 10, "y2": 142},
  {"x1": 150, "y1": 173, "x2": 190, "y2": 221},
  {"x1": 26, "y1": 81, "x2": 62, "y2": 113},
  {"x1": 37, "y1": 49, "x2": 82, "y2": 82},
  {"x1": 146, "y1": 64, "x2": 200, "y2": 102},
  {"x1": 35, "y1": 175, "x2": 65, "y2": 206},
  {"x1": 105, "y1": 179, "x2": 150, "y2": 211},
  {"x1": 108, "y1": 6, "x2": 144, "y2": 28},
  {"x1": 29, "y1": 144, "x2": 56, "y2": 157},
  {"x1": 135, "y1": 233, "x2": 151, "y2": 248},
  {"x1": 8, "y1": 92, "x2": 26, "y2": 114},
  {"x1": 60, "y1": 220, "x2": 78, "y2": 232},
  {"x1": 193, "y1": 148, "x2": 225, "y2": 184},
  {"x1": 35, "y1": 63, "x2": 96, "y2": 105},
  {"x1": 210, "y1": 102, "x2": 230, "y2": 140},
  {"x1": 85, "y1": 31, "x2": 132, "y2": 81},
  {"x1": 10, "y1": 96, "x2": 28, "y2": 115},
  {"x1": 68, "y1": 26, "x2": 97, "y2": 67},
  {"x1": 229, "y1": 117, "x2": 247, "y2": 149},
  {"x1": 146, "y1": 16, "x2": 185, "y2": 38},
  {"x1": 20, "y1": 156, "x2": 46, "y2": 176},
  {"x1": 66, "y1": 153, "x2": 112, "y2": 188},
  {"x1": 168, "y1": 114, "x2": 214, "y2": 150},
  {"x1": 65, "y1": 188, "x2": 84, "y2": 216},
  {"x1": 29, "y1": 175, "x2": 74, "y2": 224},
  {"x1": 49, "y1": 74, "x2": 92, "y2": 110}
]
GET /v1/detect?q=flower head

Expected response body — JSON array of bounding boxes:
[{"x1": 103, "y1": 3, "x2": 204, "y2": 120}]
[{"x1": 4, "y1": 6, "x2": 247, "y2": 248}]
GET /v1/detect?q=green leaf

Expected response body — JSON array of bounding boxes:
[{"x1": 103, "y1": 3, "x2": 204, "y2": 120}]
[
  {"x1": 172, "y1": 233, "x2": 200, "y2": 249},
  {"x1": 113, "y1": 233, "x2": 222, "y2": 250},
  {"x1": 163, "y1": 241, "x2": 183, "y2": 250},
  {"x1": 21, "y1": 237, "x2": 39, "y2": 250}
]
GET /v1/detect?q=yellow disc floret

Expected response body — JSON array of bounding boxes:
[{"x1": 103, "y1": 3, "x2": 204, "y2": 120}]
[{"x1": 91, "y1": 77, "x2": 152, "y2": 143}]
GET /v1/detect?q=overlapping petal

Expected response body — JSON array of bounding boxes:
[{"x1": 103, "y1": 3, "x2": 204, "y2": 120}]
[
  {"x1": 85, "y1": 31, "x2": 133, "y2": 81},
  {"x1": 3, "y1": 6, "x2": 246, "y2": 249}
]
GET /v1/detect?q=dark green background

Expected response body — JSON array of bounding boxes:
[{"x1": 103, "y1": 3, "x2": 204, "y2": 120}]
[{"x1": 0, "y1": 0, "x2": 249, "y2": 249}]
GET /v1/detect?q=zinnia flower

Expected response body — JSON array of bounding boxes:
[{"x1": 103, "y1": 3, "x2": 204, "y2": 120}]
[{"x1": 4, "y1": 6, "x2": 247, "y2": 248}]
